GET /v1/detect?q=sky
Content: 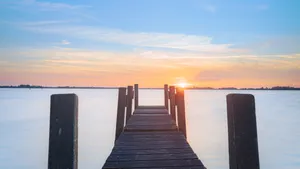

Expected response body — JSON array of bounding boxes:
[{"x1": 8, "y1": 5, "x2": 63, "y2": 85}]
[{"x1": 0, "y1": 0, "x2": 299, "y2": 87}]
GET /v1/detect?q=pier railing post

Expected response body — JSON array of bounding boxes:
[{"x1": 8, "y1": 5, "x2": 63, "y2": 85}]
[
  {"x1": 164, "y1": 84, "x2": 169, "y2": 110},
  {"x1": 48, "y1": 94, "x2": 78, "y2": 169},
  {"x1": 115, "y1": 87, "x2": 127, "y2": 142},
  {"x1": 134, "y1": 84, "x2": 139, "y2": 109},
  {"x1": 176, "y1": 87, "x2": 187, "y2": 138},
  {"x1": 169, "y1": 86, "x2": 176, "y2": 121},
  {"x1": 126, "y1": 86, "x2": 133, "y2": 123},
  {"x1": 227, "y1": 94, "x2": 260, "y2": 169}
]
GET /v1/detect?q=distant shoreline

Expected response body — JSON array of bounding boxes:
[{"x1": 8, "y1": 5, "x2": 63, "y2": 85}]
[{"x1": 1, "y1": 85, "x2": 300, "y2": 90}]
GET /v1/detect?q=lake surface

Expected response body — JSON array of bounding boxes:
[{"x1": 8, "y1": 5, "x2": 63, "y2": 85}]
[{"x1": 0, "y1": 89, "x2": 299, "y2": 169}]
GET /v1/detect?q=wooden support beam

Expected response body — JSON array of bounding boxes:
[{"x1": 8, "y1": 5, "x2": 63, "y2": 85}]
[
  {"x1": 115, "y1": 87, "x2": 127, "y2": 142},
  {"x1": 134, "y1": 84, "x2": 139, "y2": 109},
  {"x1": 227, "y1": 94, "x2": 260, "y2": 169},
  {"x1": 164, "y1": 84, "x2": 169, "y2": 111},
  {"x1": 48, "y1": 94, "x2": 78, "y2": 169},
  {"x1": 169, "y1": 86, "x2": 176, "y2": 122},
  {"x1": 126, "y1": 86, "x2": 133, "y2": 123},
  {"x1": 176, "y1": 87, "x2": 187, "y2": 138}
]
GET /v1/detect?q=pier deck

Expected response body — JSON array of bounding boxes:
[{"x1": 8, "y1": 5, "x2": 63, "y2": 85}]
[{"x1": 102, "y1": 106, "x2": 205, "y2": 169}]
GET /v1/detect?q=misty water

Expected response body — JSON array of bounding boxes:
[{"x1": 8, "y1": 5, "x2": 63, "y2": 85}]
[{"x1": 0, "y1": 88, "x2": 299, "y2": 169}]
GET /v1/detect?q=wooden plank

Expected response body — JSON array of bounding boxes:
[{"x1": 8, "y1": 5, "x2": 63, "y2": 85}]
[
  {"x1": 126, "y1": 122, "x2": 176, "y2": 125},
  {"x1": 113, "y1": 144, "x2": 190, "y2": 150},
  {"x1": 121, "y1": 131, "x2": 183, "y2": 135},
  {"x1": 115, "y1": 140, "x2": 188, "y2": 146},
  {"x1": 116, "y1": 138, "x2": 186, "y2": 143},
  {"x1": 137, "y1": 105, "x2": 166, "y2": 109},
  {"x1": 124, "y1": 124, "x2": 177, "y2": 131},
  {"x1": 106, "y1": 153, "x2": 198, "y2": 161},
  {"x1": 134, "y1": 109, "x2": 168, "y2": 114},
  {"x1": 110, "y1": 147, "x2": 195, "y2": 155},
  {"x1": 114, "y1": 141, "x2": 190, "y2": 149},
  {"x1": 145, "y1": 167, "x2": 205, "y2": 169},
  {"x1": 117, "y1": 136, "x2": 186, "y2": 142},
  {"x1": 48, "y1": 94, "x2": 78, "y2": 169},
  {"x1": 103, "y1": 159, "x2": 204, "y2": 168}
]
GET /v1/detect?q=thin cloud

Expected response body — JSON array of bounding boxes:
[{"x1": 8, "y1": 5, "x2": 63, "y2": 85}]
[
  {"x1": 61, "y1": 40, "x2": 70, "y2": 45},
  {"x1": 20, "y1": 23, "x2": 244, "y2": 54},
  {"x1": 18, "y1": 0, "x2": 90, "y2": 11}
]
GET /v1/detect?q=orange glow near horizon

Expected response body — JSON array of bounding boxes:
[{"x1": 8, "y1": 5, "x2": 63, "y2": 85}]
[{"x1": 0, "y1": 48, "x2": 299, "y2": 88}]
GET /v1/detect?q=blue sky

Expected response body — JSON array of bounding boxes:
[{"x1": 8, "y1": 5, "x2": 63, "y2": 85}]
[{"x1": 0, "y1": 0, "x2": 299, "y2": 87}]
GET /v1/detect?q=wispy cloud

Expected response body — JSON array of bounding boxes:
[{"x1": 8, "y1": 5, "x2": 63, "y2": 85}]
[
  {"x1": 60, "y1": 40, "x2": 70, "y2": 45},
  {"x1": 22, "y1": 20, "x2": 75, "y2": 26},
  {"x1": 18, "y1": 0, "x2": 90, "y2": 11},
  {"x1": 20, "y1": 23, "x2": 244, "y2": 54}
]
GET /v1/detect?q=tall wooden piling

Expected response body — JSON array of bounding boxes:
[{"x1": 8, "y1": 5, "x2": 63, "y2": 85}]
[
  {"x1": 227, "y1": 94, "x2": 260, "y2": 169},
  {"x1": 48, "y1": 94, "x2": 78, "y2": 169},
  {"x1": 176, "y1": 87, "x2": 187, "y2": 138},
  {"x1": 164, "y1": 84, "x2": 169, "y2": 110},
  {"x1": 169, "y1": 86, "x2": 176, "y2": 121},
  {"x1": 126, "y1": 86, "x2": 133, "y2": 123},
  {"x1": 134, "y1": 84, "x2": 139, "y2": 108},
  {"x1": 115, "y1": 87, "x2": 127, "y2": 141}
]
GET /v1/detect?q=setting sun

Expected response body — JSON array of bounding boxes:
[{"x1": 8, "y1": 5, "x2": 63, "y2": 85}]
[{"x1": 176, "y1": 82, "x2": 190, "y2": 88}]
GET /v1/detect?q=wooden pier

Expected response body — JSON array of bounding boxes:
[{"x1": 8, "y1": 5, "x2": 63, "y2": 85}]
[{"x1": 47, "y1": 84, "x2": 260, "y2": 169}]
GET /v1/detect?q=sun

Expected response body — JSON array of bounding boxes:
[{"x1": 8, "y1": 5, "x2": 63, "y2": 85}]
[{"x1": 176, "y1": 82, "x2": 189, "y2": 88}]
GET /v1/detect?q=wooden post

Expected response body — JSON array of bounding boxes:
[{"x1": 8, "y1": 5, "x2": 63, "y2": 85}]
[
  {"x1": 48, "y1": 94, "x2": 78, "y2": 169},
  {"x1": 176, "y1": 87, "x2": 187, "y2": 138},
  {"x1": 227, "y1": 94, "x2": 260, "y2": 169},
  {"x1": 126, "y1": 86, "x2": 133, "y2": 123},
  {"x1": 115, "y1": 87, "x2": 127, "y2": 141},
  {"x1": 164, "y1": 84, "x2": 169, "y2": 110},
  {"x1": 134, "y1": 84, "x2": 139, "y2": 109},
  {"x1": 169, "y1": 86, "x2": 176, "y2": 121}
]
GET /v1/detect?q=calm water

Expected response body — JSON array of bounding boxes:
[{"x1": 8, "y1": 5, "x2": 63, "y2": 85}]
[{"x1": 0, "y1": 89, "x2": 299, "y2": 169}]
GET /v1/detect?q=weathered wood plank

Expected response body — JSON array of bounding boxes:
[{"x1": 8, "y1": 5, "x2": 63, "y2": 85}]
[
  {"x1": 144, "y1": 167, "x2": 205, "y2": 169},
  {"x1": 115, "y1": 140, "x2": 188, "y2": 146},
  {"x1": 114, "y1": 142, "x2": 190, "y2": 149},
  {"x1": 145, "y1": 167, "x2": 205, "y2": 169},
  {"x1": 120, "y1": 131, "x2": 183, "y2": 135},
  {"x1": 109, "y1": 147, "x2": 195, "y2": 155},
  {"x1": 106, "y1": 153, "x2": 198, "y2": 161},
  {"x1": 134, "y1": 111, "x2": 168, "y2": 114},
  {"x1": 116, "y1": 136, "x2": 186, "y2": 143},
  {"x1": 124, "y1": 127, "x2": 177, "y2": 131},
  {"x1": 103, "y1": 159, "x2": 204, "y2": 168},
  {"x1": 136, "y1": 105, "x2": 166, "y2": 109}
]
